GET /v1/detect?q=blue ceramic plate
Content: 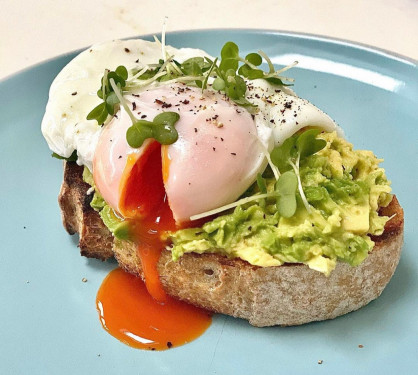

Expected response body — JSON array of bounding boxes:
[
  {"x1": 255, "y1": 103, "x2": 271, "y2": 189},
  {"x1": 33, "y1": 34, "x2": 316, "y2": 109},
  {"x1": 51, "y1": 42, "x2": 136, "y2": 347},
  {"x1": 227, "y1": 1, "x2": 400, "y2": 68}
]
[{"x1": 1, "y1": 30, "x2": 417, "y2": 375}]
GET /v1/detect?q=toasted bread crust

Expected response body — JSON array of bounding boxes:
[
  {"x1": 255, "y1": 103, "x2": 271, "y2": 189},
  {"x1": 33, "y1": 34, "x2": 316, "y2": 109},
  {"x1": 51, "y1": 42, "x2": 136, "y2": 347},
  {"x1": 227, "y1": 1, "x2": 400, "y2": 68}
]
[
  {"x1": 59, "y1": 161, "x2": 404, "y2": 326},
  {"x1": 59, "y1": 161, "x2": 113, "y2": 260}
]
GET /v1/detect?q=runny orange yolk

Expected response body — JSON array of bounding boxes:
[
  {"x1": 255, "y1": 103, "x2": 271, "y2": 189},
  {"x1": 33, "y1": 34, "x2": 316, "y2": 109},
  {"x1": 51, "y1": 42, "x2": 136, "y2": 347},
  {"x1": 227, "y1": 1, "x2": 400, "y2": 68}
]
[
  {"x1": 96, "y1": 268, "x2": 212, "y2": 351},
  {"x1": 117, "y1": 140, "x2": 175, "y2": 302},
  {"x1": 96, "y1": 141, "x2": 212, "y2": 350}
]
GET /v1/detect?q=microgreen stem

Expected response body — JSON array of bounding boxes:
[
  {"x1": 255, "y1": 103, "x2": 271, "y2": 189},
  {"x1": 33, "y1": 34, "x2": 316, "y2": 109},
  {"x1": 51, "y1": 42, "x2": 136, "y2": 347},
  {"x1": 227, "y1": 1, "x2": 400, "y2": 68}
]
[
  {"x1": 275, "y1": 61, "x2": 298, "y2": 75},
  {"x1": 161, "y1": 17, "x2": 168, "y2": 63},
  {"x1": 388, "y1": 213, "x2": 397, "y2": 221},
  {"x1": 251, "y1": 134, "x2": 280, "y2": 180},
  {"x1": 190, "y1": 192, "x2": 278, "y2": 221},
  {"x1": 125, "y1": 71, "x2": 167, "y2": 89},
  {"x1": 159, "y1": 54, "x2": 176, "y2": 73},
  {"x1": 170, "y1": 60, "x2": 184, "y2": 75},
  {"x1": 202, "y1": 57, "x2": 218, "y2": 91},
  {"x1": 258, "y1": 50, "x2": 275, "y2": 74},
  {"x1": 264, "y1": 73, "x2": 295, "y2": 83},
  {"x1": 102, "y1": 69, "x2": 108, "y2": 98},
  {"x1": 238, "y1": 57, "x2": 259, "y2": 71},
  {"x1": 288, "y1": 159, "x2": 311, "y2": 213},
  {"x1": 129, "y1": 65, "x2": 150, "y2": 81},
  {"x1": 109, "y1": 78, "x2": 137, "y2": 124}
]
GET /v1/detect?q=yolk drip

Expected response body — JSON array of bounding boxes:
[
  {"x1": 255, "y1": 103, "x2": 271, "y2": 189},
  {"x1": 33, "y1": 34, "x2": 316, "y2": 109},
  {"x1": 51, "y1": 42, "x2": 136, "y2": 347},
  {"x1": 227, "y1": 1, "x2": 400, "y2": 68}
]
[
  {"x1": 118, "y1": 140, "x2": 176, "y2": 302},
  {"x1": 118, "y1": 140, "x2": 166, "y2": 220},
  {"x1": 97, "y1": 140, "x2": 213, "y2": 350},
  {"x1": 96, "y1": 268, "x2": 212, "y2": 351}
]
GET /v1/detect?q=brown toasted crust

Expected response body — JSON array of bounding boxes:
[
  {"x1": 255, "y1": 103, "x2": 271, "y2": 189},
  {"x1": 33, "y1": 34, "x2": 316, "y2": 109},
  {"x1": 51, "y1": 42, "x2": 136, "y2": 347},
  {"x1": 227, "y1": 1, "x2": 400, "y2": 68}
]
[
  {"x1": 59, "y1": 161, "x2": 113, "y2": 260},
  {"x1": 59, "y1": 161, "x2": 404, "y2": 326}
]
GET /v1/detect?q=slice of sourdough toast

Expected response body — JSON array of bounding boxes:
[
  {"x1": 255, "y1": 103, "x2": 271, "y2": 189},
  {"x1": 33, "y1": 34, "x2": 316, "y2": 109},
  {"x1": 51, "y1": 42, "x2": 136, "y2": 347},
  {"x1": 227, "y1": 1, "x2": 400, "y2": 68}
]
[{"x1": 59, "y1": 161, "x2": 404, "y2": 327}]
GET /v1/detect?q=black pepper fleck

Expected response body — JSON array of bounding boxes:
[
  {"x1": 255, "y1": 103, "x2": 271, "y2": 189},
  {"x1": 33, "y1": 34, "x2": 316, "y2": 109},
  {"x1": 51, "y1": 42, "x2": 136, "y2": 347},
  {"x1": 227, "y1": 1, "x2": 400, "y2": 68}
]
[
  {"x1": 167, "y1": 342, "x2": 173, "y2": 348},
  {"x1": 124, "y1": 48, "x2": 130, "y2": 53}
]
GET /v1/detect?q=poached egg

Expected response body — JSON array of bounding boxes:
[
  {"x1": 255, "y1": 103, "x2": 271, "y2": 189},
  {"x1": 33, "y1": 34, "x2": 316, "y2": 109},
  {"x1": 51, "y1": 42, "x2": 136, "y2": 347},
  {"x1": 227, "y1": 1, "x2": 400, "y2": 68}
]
[{"x1": 41, "y1": 39, "x2": 343, "y2": 223}]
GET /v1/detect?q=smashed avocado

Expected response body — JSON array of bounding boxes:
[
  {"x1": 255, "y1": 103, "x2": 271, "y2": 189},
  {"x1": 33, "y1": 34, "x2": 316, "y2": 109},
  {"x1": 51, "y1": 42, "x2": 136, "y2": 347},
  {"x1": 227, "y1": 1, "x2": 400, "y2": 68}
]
[
  {"x1": 169, "y1": 132, "x2": 392, "y2": 276},
  {"x1": 82, "y1": 132, "x2": 392, "y2": 276},
  {"x1": 82, "y1": 168, "x2": 132, "y2": 240}
]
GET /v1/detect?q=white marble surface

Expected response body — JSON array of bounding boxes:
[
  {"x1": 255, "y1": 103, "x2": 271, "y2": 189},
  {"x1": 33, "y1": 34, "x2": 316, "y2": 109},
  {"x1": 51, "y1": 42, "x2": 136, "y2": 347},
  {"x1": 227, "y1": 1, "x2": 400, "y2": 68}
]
[{"x1": 1, "y1": 0, "x2": 417, "y2": 80}]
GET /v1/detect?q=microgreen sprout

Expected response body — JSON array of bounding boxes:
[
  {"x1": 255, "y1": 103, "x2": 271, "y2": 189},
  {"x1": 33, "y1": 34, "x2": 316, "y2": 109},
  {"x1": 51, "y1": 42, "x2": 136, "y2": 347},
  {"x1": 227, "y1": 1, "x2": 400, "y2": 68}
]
[
  {"x1": 123, "y1": 39, "x2": 296, "y2": 108},
  {"x1": 86, "y1": 66, "x2": 128, "y2": 125},
  {"x1": 274, "y1": 171, "x2": 298, "y2": 217},
  {"x1": 126, "y1": 112, "x2": 179, "y2": 148},
  {"x1": 212, "y1": 41, "x2": 297, "y2": 106},
  {"x1": 256, "y1": 173, "x2": 267, "y2": 193},
  {"x1": 270, "y1": 129, "x2": 327, "y2": 213},
  {"x1": 191, "y1": 129, "x2": 326, "y2": 220},
  {"x1": 87, "y1": 39, "x2": 297, "y2": 129},
  {"x1": 109, "y1": 78, "x2": 179, "y2": 148}
]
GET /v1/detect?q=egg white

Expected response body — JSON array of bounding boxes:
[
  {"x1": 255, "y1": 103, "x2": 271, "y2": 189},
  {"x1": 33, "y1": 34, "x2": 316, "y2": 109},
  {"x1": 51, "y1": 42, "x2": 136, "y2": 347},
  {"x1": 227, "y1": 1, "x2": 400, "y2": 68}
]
[{"x1": 41, "y1": 39, "x2": 343, "y2": 172}]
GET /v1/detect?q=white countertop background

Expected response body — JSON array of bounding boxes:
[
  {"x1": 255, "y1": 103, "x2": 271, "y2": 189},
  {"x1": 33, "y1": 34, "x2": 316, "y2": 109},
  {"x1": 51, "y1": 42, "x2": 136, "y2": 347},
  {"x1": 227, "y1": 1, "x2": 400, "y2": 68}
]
[{"x1": 1, "y1": 0, "x2": 417, "y2": 80}]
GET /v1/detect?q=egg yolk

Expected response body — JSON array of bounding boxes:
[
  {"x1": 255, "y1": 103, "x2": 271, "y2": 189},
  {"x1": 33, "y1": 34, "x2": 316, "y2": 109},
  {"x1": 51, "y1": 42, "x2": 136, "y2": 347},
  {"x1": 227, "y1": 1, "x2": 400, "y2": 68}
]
[
  {"x1": 117, "y1": 140, "x2": 176, "y2": 302},
  {"x1": 96, "y1": 268, "x2": 212, "y2": 351},
  {"x1": 96, "y1": 140, "x2": 213, "y2": 350}
]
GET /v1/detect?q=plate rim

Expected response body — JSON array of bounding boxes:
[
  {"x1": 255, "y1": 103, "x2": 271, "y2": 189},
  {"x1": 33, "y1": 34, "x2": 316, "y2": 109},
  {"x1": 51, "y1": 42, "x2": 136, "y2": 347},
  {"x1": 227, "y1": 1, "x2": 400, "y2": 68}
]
[{"x1": 1, "y1": 28, "x2": 416, "y2": 84}]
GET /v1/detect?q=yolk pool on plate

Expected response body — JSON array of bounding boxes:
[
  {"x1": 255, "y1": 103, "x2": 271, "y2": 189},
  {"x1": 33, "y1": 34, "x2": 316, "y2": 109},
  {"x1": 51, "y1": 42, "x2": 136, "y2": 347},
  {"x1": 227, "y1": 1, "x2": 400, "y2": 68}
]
[{"x1": 96, "y1": 268, "x2": 212, "y2": 351}]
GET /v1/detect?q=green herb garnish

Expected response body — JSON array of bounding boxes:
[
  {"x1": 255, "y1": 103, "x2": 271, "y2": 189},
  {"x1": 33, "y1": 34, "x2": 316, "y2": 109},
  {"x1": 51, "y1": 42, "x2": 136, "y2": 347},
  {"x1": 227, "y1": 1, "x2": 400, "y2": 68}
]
[
  {"x1": 256, "y1": 172, "x2": 267, "y2": 194},
  {"x1": 86, "y1": 39, "x2": 296, "y2": 128},
  {"x1": 274, "y1": 170, "x2": 298, "y2": 218},
  {"x1": 108, "y1": 78, "x2": 180, "y2": 148},
  {"x1": 52, "y1": 150, "x2": 77, "y2": 161},
  {"x1": 271, "y1": 129, "x2": 327, "y2": 213},
  {"x1": 126, "y1": 112, "x2": 180, "y2": 148},
  {"x1": 210, "y1": 41, "x2": 296, "y2": 106},
  {"x1": 86, "y1": 66, "x2": 128, "y2": 125}
]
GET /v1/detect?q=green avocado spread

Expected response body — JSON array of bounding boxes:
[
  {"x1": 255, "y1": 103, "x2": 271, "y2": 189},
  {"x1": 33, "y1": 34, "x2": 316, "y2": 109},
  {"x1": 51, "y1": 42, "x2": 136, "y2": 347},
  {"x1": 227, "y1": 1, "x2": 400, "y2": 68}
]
[
  {"x1": 168, "y1": 132, "x2": 392, "y2": 276},
  {"x1": 84, "y1": 131, "x2": 392, "y2": 276},
  {"x1": 82, "y1": 168, "x2": 132, "y2": 240}
]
